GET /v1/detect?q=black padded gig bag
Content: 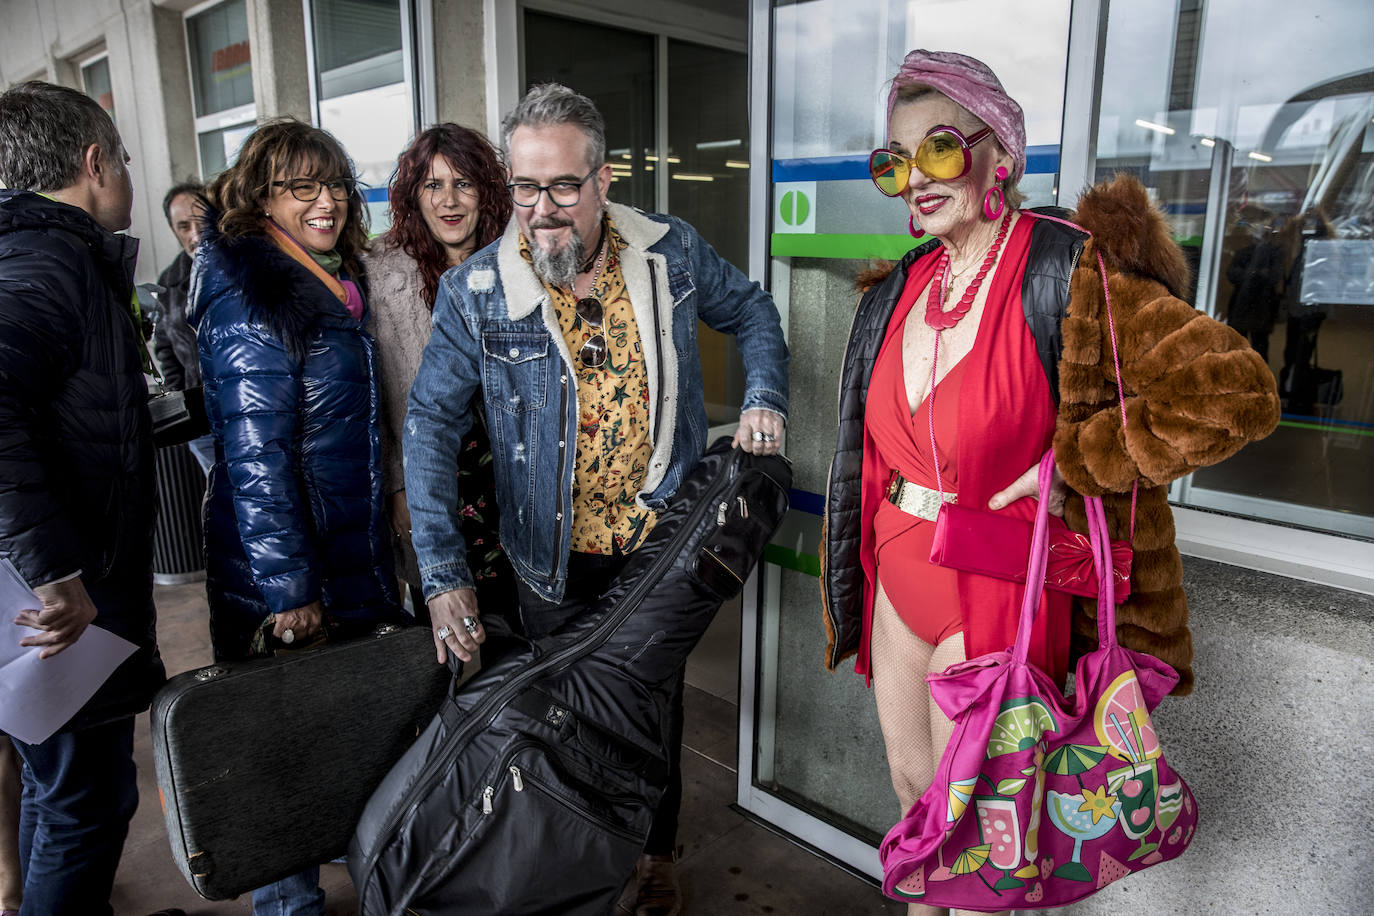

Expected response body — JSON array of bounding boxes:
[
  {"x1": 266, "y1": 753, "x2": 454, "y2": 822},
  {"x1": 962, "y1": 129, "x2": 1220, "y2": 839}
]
[{"x1": 350, "y1": 439, "x2": 791, "y2": 916}]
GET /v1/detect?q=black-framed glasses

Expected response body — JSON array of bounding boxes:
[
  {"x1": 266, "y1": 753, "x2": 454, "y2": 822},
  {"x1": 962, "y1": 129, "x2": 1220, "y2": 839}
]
[
  {"x1": 574, "y1": 296, "x2": 606, "y2": 368},
  {"x1": 867, "y1": 125, "x2": 995, "y2": 196},
  {"x1": 508, "y1": 169, "x2": 597, "y2": 208},
  {"x1": 270, "y1": 177, "x2": 355, "y2": 203}
]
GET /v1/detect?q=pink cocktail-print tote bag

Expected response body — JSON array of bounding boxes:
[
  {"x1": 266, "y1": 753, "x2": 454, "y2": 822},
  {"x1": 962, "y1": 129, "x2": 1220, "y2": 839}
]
[{"x1": 879, "y1": 450, "x2": 1197, "y2": 911}]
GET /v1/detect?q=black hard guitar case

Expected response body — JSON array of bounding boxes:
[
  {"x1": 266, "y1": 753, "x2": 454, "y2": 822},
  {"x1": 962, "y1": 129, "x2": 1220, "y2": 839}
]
[
  {"x1": 149, "y1": 622, "x2": 450, "y2": 900},
  {"x1": 349, "y1": 439, "x2": 791, "y2": 915}
]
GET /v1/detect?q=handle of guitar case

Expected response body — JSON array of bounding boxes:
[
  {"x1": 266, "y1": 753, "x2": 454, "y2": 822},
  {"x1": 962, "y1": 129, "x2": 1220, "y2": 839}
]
[{"x1": 442, "y1": 614, "x2": 522, "y2": 681}]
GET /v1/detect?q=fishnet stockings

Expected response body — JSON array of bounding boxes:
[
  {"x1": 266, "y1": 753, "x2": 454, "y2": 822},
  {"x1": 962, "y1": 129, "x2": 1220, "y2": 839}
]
[{"x1": 870, "y1": 578, "x2": 1004, "y2": 916}]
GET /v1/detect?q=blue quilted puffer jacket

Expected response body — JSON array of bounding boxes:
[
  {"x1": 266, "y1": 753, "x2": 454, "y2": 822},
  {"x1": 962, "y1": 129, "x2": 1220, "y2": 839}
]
[{"x1": 190, "y1": 218, "x2": 402, "y2": 660}]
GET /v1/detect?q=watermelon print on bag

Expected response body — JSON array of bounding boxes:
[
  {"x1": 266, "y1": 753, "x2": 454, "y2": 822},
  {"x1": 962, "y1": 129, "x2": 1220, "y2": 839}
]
[{"x1": 878, "y1": 451, "x2": 1197, "y2": 910}]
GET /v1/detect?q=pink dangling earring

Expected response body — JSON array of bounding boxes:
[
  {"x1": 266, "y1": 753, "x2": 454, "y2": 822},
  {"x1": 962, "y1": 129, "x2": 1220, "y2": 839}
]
[
  {"x1": 983, "y1": 166, "x2": 1009, "y2": 220},
  {"x1": 908, "y1": 214, "x2": 922, "y2": 238}
]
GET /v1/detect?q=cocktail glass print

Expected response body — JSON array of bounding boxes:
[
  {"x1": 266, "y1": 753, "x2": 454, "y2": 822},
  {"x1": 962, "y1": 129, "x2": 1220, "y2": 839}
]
[
  {"x1": 1156, "y1": 777, "x2": 1187, "y2": 846},
  {"x1": 1107, "y1": 760, "x2": 1159, "y2": 861},
  {"x1": 974, "y1": 795, "x2": 1024, "y2": 889},
  {"x1": 1045, "y1": 789, "x2": 1117, "y2": 882}
]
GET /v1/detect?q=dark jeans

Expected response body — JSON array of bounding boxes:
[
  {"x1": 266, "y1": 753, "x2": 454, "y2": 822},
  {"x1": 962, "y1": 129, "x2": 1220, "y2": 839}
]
[
  {"x1": 12, "y1": 717, "x2": 138, "y2": 916},
  {"x1": 515, "y1": 551, "x2": 684, "y2": 857}
]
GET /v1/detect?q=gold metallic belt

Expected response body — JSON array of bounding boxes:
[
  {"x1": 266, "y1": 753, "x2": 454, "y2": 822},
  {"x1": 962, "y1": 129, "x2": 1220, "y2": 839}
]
[{"x1": 885, "y1": 471, "x2": 957, "y2": 521}]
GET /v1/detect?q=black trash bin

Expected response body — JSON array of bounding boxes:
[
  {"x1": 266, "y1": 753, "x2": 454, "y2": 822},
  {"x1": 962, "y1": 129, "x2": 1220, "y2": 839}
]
[{"x1": 153, "y1": 441, "x2": 206, "y2": 585}]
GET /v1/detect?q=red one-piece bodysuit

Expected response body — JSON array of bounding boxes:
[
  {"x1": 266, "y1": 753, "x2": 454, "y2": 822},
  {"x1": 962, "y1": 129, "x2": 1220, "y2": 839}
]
[{"x1": 859, "y1": 214, "x2": 1071, "y2": 681}]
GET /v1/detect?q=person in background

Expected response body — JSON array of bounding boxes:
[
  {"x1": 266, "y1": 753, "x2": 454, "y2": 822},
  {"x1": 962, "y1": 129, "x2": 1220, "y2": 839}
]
[
  {"x1": 363, "y1": 123, "x2": 516, "y2": 619},
  {"x1": 152, "y1": 180, "x2": 206, "y2": 390},
  {"x1": 190, "y1": 117, "x2": 404, "y2": 915},
  {"x1": 404, "y1": 83, "x2": 789, "y2": 916},
  {"x1": 819, "y1": 50, "x2": 1280, "y2": 916},
  {"x1": 0, "y1": 80, "x2": 168, "y2": 916},
  {"x1": 151, "y1": 179, "x2": 214, "y2": 472}
]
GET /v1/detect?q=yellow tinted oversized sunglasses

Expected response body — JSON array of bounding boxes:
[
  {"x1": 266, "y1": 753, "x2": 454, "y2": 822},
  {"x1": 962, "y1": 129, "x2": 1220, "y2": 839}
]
[{"x1": 868, "y1": 125, "x2": 995, "y2": 196}]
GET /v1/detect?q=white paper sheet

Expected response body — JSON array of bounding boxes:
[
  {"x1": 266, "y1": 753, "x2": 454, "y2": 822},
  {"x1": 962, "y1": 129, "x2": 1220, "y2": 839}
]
[{"x1": 0, "y1": 558, "x2": 138, "y2": 744}]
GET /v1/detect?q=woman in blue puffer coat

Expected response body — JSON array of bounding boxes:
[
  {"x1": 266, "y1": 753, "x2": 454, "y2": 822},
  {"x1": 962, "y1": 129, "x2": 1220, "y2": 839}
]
[
  {"x1": 190, "y1": 117, "x2": 403, "y2": 665},
  {"x1": 189, "y1": 116, "x2": 405, "y2": 916}
]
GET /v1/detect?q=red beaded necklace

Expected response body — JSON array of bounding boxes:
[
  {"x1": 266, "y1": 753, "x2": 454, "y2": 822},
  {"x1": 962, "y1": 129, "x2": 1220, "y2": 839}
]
[{"x1": 923, "y1": 209, "x2": 1013, "y2": 330}]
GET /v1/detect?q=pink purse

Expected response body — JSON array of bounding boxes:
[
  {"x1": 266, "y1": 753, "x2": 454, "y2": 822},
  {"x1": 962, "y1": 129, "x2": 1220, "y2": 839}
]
[
  {"x1": 880, "y1": 451, "x2": 1197, "y2": 910},
  {"x1": 930, "y1": 504, "x2": 1132, "y2": 602},
  {"x1": 927, "y1": 251, "x2": 1135, "y2": 602}
]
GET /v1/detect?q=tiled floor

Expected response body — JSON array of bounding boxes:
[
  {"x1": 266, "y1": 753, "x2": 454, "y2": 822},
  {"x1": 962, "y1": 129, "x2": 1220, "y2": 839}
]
[{"x1": 107, "y1": 581, "x2": 902, "y2": 915}]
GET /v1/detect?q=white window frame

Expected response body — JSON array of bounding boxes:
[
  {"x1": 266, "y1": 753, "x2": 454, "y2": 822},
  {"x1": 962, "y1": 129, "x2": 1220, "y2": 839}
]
[
  {"x1": 184, "y1": 0, "x2": 257, "y2": 178},
  {"x1": 77, "y1": 50, "x2": 110, "y2": 88}
]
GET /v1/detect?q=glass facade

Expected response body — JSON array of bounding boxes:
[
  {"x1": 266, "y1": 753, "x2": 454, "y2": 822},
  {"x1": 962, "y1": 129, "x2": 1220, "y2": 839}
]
[
  {"x1": 745, "y1": 0, "x2": 1373, "y2": 880},
  {"x1": 186, "y1": 0, "x2": 254, "y2": 177},
  {"x1": 310, "y1": 0, "x2": 417, "y2": 232},
  {"x1": 1093, "y1": 0, "x2": 1374, "y2": 538}
]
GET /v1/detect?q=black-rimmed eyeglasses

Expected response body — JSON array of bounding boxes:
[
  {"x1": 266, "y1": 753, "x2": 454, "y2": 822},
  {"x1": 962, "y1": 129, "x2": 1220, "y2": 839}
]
[
  {"x1": 270, "y1": 178, "x2": 355, "y2": 203},
  {"x1": 508, "y1": 169, "x2": 597, "y2": 208}
]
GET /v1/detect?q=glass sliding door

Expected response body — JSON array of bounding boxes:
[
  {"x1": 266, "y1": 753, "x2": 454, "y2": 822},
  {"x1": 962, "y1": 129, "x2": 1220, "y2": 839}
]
[
  {"x1": 522, "y1": 8, "x2": 751, "y2": 422},
  {"x1": 745, "y1": 0, "x2": 1074, "y2": 876},
  {"x1": 1093, "y1": 0, "x2": 1374, "y2": 539},
  {"x1": 524, "y1": 11, "x2": 658, "y2": 213}
]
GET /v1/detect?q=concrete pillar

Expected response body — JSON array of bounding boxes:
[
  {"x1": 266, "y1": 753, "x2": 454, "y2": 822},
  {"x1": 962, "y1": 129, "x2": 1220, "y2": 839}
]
[
  {"x1": 431, "y1": 0, "x2": 488, "y2": 135},
  {"x1": 246, "y1": 0, "x2": 311, "y2": 122},
  {"x1": 106, "y1": 0, "x2": 201, "y2": 281}
]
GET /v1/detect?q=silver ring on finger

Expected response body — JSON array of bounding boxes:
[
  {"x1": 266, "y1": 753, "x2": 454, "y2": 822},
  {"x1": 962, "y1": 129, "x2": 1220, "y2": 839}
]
[
  {"x1": 752, "y1": 430, "x2": 765, "y2": 442},
  {"x1": 436, "y1": 625, "x2": 452, "y2": 640},
  {"x1": 463, "y1": 616, "x2": 480, "y2": 636}
]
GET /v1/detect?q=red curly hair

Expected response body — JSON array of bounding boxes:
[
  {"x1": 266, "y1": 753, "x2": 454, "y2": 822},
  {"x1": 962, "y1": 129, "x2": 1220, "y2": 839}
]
[{"x1": 382, "y1": 123, "x2": 511, "y2": 308}]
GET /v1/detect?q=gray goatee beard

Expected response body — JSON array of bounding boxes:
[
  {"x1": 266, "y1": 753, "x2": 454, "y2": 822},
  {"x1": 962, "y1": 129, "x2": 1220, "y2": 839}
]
[
  {"x1": 530, "y1": 230, "x2": 585, "y2": 290},
  {"x1": 527, "y1": 205, "x2": 604, "y2": 289}
]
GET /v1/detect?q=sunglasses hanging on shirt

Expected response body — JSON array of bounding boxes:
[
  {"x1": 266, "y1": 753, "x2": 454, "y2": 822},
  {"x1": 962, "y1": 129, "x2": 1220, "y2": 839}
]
[{"x1": 575, "y1": 295, "x2": 607, "y2": 369}]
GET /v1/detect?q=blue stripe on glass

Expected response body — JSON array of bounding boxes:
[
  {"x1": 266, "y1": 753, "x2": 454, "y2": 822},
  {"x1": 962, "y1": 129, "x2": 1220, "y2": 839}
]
[
  {"x1": 789, "y1": 488, "x2": 825, "y2": 517},
  {"x1": 772, "y1": 145, "x2": 1061, "y2": 183},
  {"x1": 363, "y1": 187, "x2": 389, "y2": 203}
]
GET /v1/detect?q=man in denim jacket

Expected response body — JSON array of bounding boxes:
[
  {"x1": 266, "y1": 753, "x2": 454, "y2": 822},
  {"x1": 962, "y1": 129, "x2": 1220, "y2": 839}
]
[{"x1": 405, "y1": 83, "x2": 788, "y2": 914}]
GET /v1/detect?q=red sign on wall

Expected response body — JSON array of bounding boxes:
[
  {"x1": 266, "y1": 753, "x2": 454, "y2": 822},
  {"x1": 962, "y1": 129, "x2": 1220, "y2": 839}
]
[{"x1": 211, "y1": 41, "x2": 251, "y2": 74}]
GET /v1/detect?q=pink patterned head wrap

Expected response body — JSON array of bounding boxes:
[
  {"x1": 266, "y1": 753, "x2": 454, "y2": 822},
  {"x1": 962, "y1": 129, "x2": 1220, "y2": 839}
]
[{"x1": 886, "y1": 49, "x2": 1026, "y2": 184}]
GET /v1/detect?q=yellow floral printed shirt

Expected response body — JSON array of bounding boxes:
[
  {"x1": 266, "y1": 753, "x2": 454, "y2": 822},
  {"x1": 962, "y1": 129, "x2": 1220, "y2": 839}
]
[{"x1": 520, "y1": 219, "x2": 658, "y2": 554}]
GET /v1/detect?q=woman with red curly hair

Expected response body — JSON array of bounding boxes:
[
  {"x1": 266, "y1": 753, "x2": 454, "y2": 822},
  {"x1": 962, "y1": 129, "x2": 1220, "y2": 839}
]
[{"x1": 364, "y1": 123, "x2": 516, "y2": 619}]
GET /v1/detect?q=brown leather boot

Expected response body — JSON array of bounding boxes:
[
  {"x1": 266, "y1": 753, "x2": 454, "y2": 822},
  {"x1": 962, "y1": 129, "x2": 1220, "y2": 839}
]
[{"x1": 633, "y1": 852, "x2": 682, "y2": 916}]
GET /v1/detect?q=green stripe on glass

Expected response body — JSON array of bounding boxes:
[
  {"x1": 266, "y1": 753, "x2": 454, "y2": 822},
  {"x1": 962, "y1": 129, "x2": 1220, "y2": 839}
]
[
  {"x1": 769, "y1": 233, "x2": 927, "y2": 260},
  {"x1": 763, "y1": 543, "x2": 821, "y2": 577}
]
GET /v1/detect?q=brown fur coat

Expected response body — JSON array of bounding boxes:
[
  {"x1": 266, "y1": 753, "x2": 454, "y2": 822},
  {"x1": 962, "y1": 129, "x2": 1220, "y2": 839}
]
[
  {"x1": 842, "y1": 175, "x2": 1280, "y2": 693},
  {"x1": 1053, "y1": 175, "x2": 1279, "y2": 692}
]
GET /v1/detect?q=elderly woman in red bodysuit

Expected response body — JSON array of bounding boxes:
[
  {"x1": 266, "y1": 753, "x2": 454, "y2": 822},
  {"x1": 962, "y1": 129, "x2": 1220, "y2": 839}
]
[{"x1": 821, "y1": 50, "x2": 1279, "y2": 916}]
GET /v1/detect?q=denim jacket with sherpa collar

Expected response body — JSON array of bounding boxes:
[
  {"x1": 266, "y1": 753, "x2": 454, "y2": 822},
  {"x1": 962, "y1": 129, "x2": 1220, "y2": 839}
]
[{"x1": 405, "y1": 201, "x2": 789, "y2": 603}]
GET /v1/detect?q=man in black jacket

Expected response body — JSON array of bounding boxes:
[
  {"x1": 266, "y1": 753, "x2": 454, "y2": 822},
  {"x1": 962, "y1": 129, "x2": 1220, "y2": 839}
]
[
  {"x1": 0, "y1": 80, "x2": 166, "y2": 916},
  {"x1": 151, "y1": 180, "x2": 215, "y2": 473},
  {"x1": 151, "y1": 180, "x2": 205, "y2": 392}
]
